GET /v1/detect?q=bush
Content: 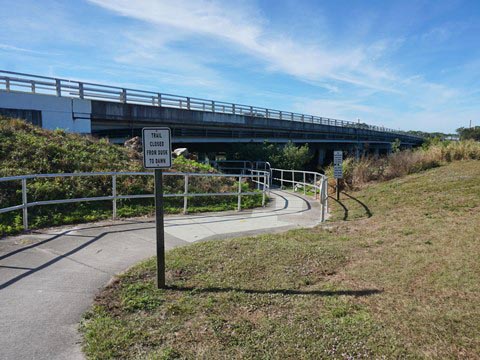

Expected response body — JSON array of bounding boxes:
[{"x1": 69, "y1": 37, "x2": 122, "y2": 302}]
[{"x1": 326, "y1": 140, "x2": 480, "y2": 190}]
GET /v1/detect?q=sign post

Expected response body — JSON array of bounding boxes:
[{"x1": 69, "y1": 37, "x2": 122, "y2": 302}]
[
  {"x1": 333, "y1": 151, "x2": 343, "y2": 201},
  {"x1": 142, "y1": 127, "x2": 172, "y2": 289}
]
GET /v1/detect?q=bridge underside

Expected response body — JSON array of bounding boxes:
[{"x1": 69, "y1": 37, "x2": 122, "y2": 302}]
[{"x1": 90, "y1": 101, "x2": 422, "y2": 149}]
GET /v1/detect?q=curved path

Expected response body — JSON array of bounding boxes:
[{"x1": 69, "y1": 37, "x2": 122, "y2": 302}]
[{"x1": 0, "y1": 190, "x2": 322, "y2": 360}]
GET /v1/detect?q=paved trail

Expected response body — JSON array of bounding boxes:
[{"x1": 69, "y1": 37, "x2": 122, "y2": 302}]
[{"x1": 0, "y1": 190, "x2": 322, "y2": 360}]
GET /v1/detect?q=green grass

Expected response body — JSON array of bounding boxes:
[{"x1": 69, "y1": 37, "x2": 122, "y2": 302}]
[{"x1": 80, "y1": 160, "x2": 480, "y2": 359}]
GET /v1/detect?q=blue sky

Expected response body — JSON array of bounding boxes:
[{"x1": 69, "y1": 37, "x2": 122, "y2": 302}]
[{"x1": 1, "y1": 0, "x2": 479, "y2": 133}]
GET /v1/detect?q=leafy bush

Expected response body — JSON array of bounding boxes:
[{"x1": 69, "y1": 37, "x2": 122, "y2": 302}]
[{"x1": 227, "y1": 141, "x2": 312, "y2": 170}]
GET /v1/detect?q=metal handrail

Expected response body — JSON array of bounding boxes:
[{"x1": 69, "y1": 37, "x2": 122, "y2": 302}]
[
  {"x1": 0, "y1": 170, "x2": 270, "y2": 231},
  {"x1": 0, "y1": 70, "x2": 423, "y2": 139},
  {"x1": 270, "y1": 168, "x2": 329, "y2": 222}
]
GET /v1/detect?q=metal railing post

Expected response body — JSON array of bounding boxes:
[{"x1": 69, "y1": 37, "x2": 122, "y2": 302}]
[
  {"x1": 55, "y1": 79, "x2": 61, "y2": 96},
  {"x1": 303, "y1": 172, "x2": 306, "y2": 195},
  {"x1": 112, "y1": 175, "x2": 117, "y2": 219},
  {"x1": 31, "y1": 81, "x2": 35, "y2": 93},
  {"x1": 292, "y1": 170, "x2": 295, "y2": 191},
  {"x1": 268, "y1": 173, "x2": 271, "y2": 195},
  {"x1": 237, "y1": 176, "x2": 242, "y2": 211},
  {"x1": 320, "y1": 178, "x2": 326, "y2": 222},
  {"x1": 232, "y1": 103, "x2": 235, "y2": 114},
  {"x1": 183, "y1": 174, "x2": 189, "y2": 214},
  {"x1": 187, "y1": 97, "x2": 191, "y2": 110},
  {"x1": 22, "y1": 178, "x2": 28, "y2": 230},
  {"x1": 157, "y1": 93, "x2": 162, "y2": 106},
  {"x1": 325, "y1": 177, "x2": 329, "y2": 214},
  {"x1": 212, "y1": 101, "x2": 215, "y2": 113},
  {"x1": 79, "y1": 82, "x2": 84, "y2": 99},
  {"x1": 280, "y1": 170, "x2": 284, "y2": 189},
  {"x1": 120, "y1": 89, "x2": 127, "y2": 103},
  {"x1": 313, "y1": 173, "x2": 317, "y2": 199},
  {"x1": 5, "y1": 78, "x2": 10, "y2": 91},
  {"x1": 262, "y1": 174, "x2": 266, "y2": 207}
]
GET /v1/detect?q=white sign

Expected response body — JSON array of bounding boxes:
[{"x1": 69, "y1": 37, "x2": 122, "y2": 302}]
[
  {"x1": 334, "y1": 164, "x2": 343, "y2": 179},
  {"x1": 333, "y1": 151, "x2": 343, "y2": 179},
  {"x1": 333, "y1": 150, "x2": 343, "y2": 165},
  {"x1": 142, "y1": 127, "x2": 172, "y2": 169}
]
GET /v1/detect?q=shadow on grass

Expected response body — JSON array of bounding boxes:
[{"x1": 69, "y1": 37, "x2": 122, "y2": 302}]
[
  {"x1": 166, "y1": 285, "x2": 382, "y2": 297},
  {"x1": 329, "y1": 195, "x2": 349, "y2": 221},
  {"x1": 341, "y1": 192, "x2": 373, "y2": 218}
]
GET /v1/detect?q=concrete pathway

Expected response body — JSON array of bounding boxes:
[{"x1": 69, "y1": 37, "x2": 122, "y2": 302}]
[{"x1": 0, "y1": 190, "x2": 322, "y2": 360}]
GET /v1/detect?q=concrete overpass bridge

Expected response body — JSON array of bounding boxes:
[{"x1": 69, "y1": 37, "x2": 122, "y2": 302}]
[{"x1": 0, "y1": 70, "x2": 423, "y2": 162}]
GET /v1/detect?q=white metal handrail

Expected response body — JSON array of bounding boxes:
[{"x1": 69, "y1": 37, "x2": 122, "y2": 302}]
[
  {"x1": 0, "y1": 171, "x2": 269, "y2": 231},
  {"x1": 0, "y1": 70, "x2": 423, "y2": 139},
  {"x1": 270, "y1": 168, "x2": 329, "y2": 222}
]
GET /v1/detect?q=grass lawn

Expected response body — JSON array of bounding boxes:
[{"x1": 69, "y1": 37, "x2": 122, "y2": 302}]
[{"x1": 80, "y1": 161, "x2": 480, "y2": 359}]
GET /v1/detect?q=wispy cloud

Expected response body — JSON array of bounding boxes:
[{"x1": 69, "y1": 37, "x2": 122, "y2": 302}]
[
  {"x1": 88, "y1": 0, "x2": 397, "y2": 92},
  {"x1": 0, "y1": 43, "x2": 60, "y2": 56}
]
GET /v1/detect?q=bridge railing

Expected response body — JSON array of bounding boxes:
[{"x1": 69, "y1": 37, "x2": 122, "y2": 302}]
[
  {"x1": 0, "y1": 171, "x2": 269, "y2": 231},
  {"x1": 0, "y1": 70, "x2": 423, "y2": 140},
  {"x1": 270, "y1": 168, "x2": 329, "y2": 222}
]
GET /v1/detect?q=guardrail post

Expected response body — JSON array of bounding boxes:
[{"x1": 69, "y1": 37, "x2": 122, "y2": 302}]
[
  {"x1": 320, "y1": 178, "x2": 326, "y2": 222},
  {"x1": 55, "y1": 79, "x2": 61, "y2": 96},
  {"x1": 183, "y1": 174, "x2": 189, "y2": 214},
  {"x1": 325, "y1": 177, "x2": 329, "y2": 214},
  {"x1": 280, "y1": 170, "x2": 284, "y2": 189},
  {"x1": 79, "y1": 83, "x2": 84, "y2": 99},
  {"x1": 266, "y1": 109, "x2": 269, "y2": 118},
  {"x1": 112, "y1": 175, "x2": 117, "y2": 219},
  {"x1": 303, "y1": 172, "x2": 306, "y2": 195},
  {"x1": 212, "y1": 101, "x2": 215, "y2": 113},
  {"x1": 22, "y1": 178, "x2": 28, "y2": 230},
  {"x1": 31, "y1": 81, "x2": 36, "y2": 93},
  {"x1": 120, "y1": 89, "x2": 127, "y2": 103},
  {"x1": 279, "y1": 111, "x2": 282, "y2": 120},
  {"x1": 237, "y1": 176, "x2": 242, "y2": 211},
  {"x1": 313, "y1": 173, "x2": 317, "y2": 199},
  {"x1": 157, "y1": 93, "x2": 162, "y2": 106},
  {"x1": 262, "y1": 174, "x2": 266, "y2": 207},
  {"x1": 291, "y1": 113, "x2": 294, "y2": 121},
  {"x1": 292, "y1": 170, "x2": 295, "y2": 191},
  {"x1": 187, "y1": 97, "x2": 191, "y2": 110},
  {"x1": 232, "y1": 103, "x2": 235, "y2": 114},
  {"x1": 5, "y1": 78, "x2": 10, "y2": 92}
]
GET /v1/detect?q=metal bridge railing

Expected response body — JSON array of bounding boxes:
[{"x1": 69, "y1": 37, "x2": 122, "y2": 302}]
[
  {"x1": 0, "y1": 70, "x2": 422, "y2": 139},
  {"x1": 0, "y1": 171, "x2": 270, "y2": 231},
  {"x1": 270, "y1": 168, "x2": 329, "y2": 222}
]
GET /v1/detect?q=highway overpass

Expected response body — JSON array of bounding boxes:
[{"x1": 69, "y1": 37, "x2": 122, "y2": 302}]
[{"x1": 0, "y1": 70, "x2": 423, "y2": 162}]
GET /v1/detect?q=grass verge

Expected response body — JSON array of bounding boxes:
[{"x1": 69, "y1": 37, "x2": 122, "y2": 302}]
[{"x1": 80, "y1": 160, "x2": 480, "y2": 359}]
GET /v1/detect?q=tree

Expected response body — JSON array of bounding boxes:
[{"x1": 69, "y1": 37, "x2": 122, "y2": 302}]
[
  {"x1": 227, "y1": 141, "x2": 312, "y2": 170},
  {"x1": 457, "y1": 126, "x2": 480, "y2": 141},
  {"x1": 391, "y1": 138, "x2": 401, "y2": 153}
]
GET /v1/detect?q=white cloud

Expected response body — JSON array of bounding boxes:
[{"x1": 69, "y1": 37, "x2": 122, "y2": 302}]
[{"x1": 88, "y1": 0, "x2": 396, "y2": 91}]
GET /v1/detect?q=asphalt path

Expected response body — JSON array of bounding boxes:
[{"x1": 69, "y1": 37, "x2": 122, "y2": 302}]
[{"x1": 0, "y1": 190, "x2": 323, "y2": 360}]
